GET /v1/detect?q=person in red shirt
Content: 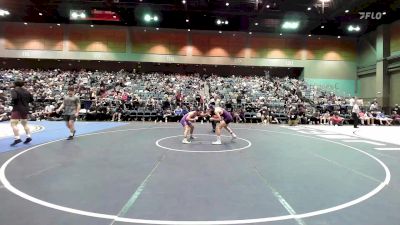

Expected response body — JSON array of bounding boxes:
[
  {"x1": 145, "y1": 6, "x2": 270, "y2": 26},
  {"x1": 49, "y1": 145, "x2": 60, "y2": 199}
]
[{"x1": 330, "y1": 113, "x2": 344, "y2": 126}]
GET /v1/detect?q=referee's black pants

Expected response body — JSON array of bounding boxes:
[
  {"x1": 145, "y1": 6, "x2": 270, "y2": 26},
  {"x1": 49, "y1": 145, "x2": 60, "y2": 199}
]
[{"x1": 352, "y1": 112, "x2": 359, "y2": 128}]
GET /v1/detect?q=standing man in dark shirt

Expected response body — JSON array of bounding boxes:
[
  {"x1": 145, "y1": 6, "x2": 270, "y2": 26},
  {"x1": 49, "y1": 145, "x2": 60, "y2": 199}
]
[
  {"x1": 56, "y1": 87, "x2": 81, "y2": 140},
  {"x1": 10, "y1": 80, "x2": 34, "y2": 146}
]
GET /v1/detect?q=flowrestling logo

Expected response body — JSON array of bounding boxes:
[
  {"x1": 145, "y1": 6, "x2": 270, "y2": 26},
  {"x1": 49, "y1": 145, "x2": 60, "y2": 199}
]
[{"x1": 359, "y1": 12, "x2": 386, "y2": 20}]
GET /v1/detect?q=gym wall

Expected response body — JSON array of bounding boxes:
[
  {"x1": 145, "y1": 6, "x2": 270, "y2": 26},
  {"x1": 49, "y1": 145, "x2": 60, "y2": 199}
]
[
  {"x1": 357, "y1": 20, "x2": 400, "y2": 106},
  {"x1": 0, "y1": 22, "x2": 357, "y2": 95}
]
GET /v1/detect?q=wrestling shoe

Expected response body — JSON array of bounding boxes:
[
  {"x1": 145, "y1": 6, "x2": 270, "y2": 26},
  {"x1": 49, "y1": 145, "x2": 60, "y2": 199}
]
[
  {"x1": 23, "y1": 137, "x2": 32, "y2": 144},
  {"x1": 10, "y1": 139, "x2": 22, "y2": 146},
  {"x1": 212, "y1": 140, "x2": 222, "y2": 145},
  {"x1": 182, "y1": 139, "x2": 191, "y2": 144}
]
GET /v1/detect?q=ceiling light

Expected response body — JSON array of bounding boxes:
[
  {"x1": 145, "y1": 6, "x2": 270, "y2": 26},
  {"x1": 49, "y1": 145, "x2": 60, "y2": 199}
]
[
  {"x1": 182, "y1": 0, "x2": 186, "y2": 3},
  {"x1": 345, "y1": 9, "x2": 349, "y2": 13},
  {"x1": 144, "y1": 14, "x2": 151, "y2": 22},
  {"x1": 70, "y1": 10, "x2": 86, "y2": 20},
  {"x1": 24, "y1": 22, "x2": 28, "y2": 25},
  {"x1": 382, "y1": 12, "x2": 386, "y2": 15},
  {"x1": 216, "y1": 19, "x2": 222, "y2": 25},
  {"x1": 321, "y1": 25, "x2": 325, "y2": 28},
  {"x1": 254, "y1": 22, "x2": 258, "y2": 26},
  {"x1": 187, "y1": 29, "x2": 190, "y2": 32},
  {"x1": 156, "y1": 27, "x2": 159, "y2": 30},
  {"x1": 219, "y1": 31, "x2": 222, "y2": 34},
  {"x1": 225, "y1": 20, "x2": 229, "y2": 25},
  {"x1": 0, "y1": 9, "x2": 10, "y2": 16},
  {"x1": 186, "y1": 19, "x2": 189, "y2": 22},
  {"x1": 307, "y1": 7, "x2": 311, "y2": 11},
  {"x1": 347, "y1": 25, "x2": 361, "y2": 32},
  {"x1": 279, "y1": 33, "x2": 282, "y2": 36},
  {"x1": 71, "y1": 12, "x2": 78, "y2": 19},
  {"x1": 57, "y1": 23, "x2": 60, "y2": 26},
  {"x1": 90, "y1": 24, "x2": 94, "y2": 27},
  {"x1": 249, "y1": 32, "x2": 252, "y2": 35},
  {"x1": 338, "y1": 36, "x2": 341, "y2": 38},
  {"x1": 144, "y1": 14, "x2": 159, "y2": 22},
  {"x1": 39, "y1": 12, "x2": 43, "y2": 16},
  {"x1": 266, "y1": 5, "x2": 270, "y2": 8},
  {"x1": 308, "y1": 34, "x2": 312, "y2": 37},
  {"x1": 226, "y1": 2, "x2": 230, "y2": 6},
  {"x1": 282, "y1": 21, "x2": 300, "y2": 29}
]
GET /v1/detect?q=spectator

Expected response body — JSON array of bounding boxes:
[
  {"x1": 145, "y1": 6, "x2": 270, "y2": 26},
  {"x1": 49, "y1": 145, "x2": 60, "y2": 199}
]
[
  {"x1": 320, "y1": 112, "x2": 330, "y2": 125},
  {"x1": 370, "y1": 101, "x2": 379, "y2": 113},
  {"x1": 43, "y1": 104, "x2": 56, "y2": 120},
  {"x1": 392, "y1": 104, "x2": 399, "y2": 115},
  {"x1": 330, "y1": 113, "x2": 344, "y2": 126},
  {"x1": 0, "y1": 101, "x2": 9, "y2": 121},
  {"x1": 366, "y1": 111, "x2": 376, "y2": 125},
  {"x1": 3, "y1": 68, "x2": 390, "y2": 126},
  {"x1": 391, "y1": 111, "x2": 400, "y2": 125},
  {"x1": 309, "y1": 110, "x2": 320, "y2": 125},
  {"x1": 174, "y1": 106, "x2": 183, "y2": 116},
  {"x1": 376, "y1": 112, "x2": 393, "y2": 125},
  {"x1": 259, "y1": 107, "x2": 269, "y2": 125},
  {"x1": 359, "y1": 110, "x2": 371, "y2": 125},
  {"x1": 288, "y1": 107, "x2": 298, "y2": 126}
]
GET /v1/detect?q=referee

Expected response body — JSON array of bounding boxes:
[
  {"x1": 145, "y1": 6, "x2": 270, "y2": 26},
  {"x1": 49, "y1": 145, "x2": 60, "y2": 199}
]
[
  {"x1": 352, "y1": 98, "x2": 360, "y2": 128},
  {"x1": 10, "y1": 80, "x2": 34, "y2": 146}
]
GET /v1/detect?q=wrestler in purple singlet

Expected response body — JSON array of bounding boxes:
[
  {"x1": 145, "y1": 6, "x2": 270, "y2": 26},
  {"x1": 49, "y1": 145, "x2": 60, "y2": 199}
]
[
  {"x1": 222, "y1": 110, "x2": 233, "y2": 124},
  {"x1": 180, "y1": 113, "x2": 192, "y2": 127}
]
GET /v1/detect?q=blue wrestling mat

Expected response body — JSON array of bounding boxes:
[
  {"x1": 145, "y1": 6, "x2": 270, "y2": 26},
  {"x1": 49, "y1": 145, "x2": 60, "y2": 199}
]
[{"x1": 0, "y1": 121, "x2": 127, "y2": 153}]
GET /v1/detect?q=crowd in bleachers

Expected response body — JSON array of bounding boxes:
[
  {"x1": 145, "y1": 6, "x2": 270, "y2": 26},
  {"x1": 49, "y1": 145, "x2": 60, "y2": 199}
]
[{"x1": 1, "y1": 68, "x2": 399, "y2": 126}]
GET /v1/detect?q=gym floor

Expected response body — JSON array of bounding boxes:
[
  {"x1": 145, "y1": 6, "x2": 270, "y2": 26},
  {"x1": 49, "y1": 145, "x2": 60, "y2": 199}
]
[{"x1": 0, "y1": 122, "x2": 399, "y2": 225}]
